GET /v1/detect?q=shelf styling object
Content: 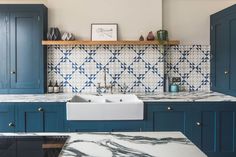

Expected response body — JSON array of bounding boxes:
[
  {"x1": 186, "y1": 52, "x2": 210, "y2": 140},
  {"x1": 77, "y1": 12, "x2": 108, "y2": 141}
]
[
  {"x1": 157, "y1": 30, "x2": 168, "y2": 41},
  {"x1": 48, "y1": 80, "x2": 54, "y2": 93},
  {"x1": 139, "y1": 35, "x2": 144, "y2": 41},
  {"x1": 47, "y1": 27, "x2": 61, "y2": 40},
  {"x1": 170, "y1": 83, "x2": 179, "y2": 93},
  {"x1": 146, "y1": 31, "x2": 155, "y2": 41},
  {"x1": 62, "y1": 32, "x2": 75, "y2": 41},
  {"x1": 53, "y1": 81, "x2": 60, "y2": 93}
]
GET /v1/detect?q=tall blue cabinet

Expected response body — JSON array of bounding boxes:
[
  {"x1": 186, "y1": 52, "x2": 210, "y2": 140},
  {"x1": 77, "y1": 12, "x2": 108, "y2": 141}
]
[
  {"x1": 211, "y1": 4, "x2": 236, "y2": 96},
  {"x1": 0, "y1": 4, "x2": 47, "y2": 94}
]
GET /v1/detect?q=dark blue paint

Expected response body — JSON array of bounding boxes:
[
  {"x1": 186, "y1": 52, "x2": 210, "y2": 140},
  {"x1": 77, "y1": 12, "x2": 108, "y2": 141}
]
[
  {"x1": 0, "y1": 104, "x2": 15, "y2": 132},
  {"x1": 211, "y1": 4, "x2": 236, "y2": 96},
  {"x1": 0, "y1": 101, "x2": 236, "y2": 157},
  {"x1": 16, "y1": 103, "x2": 65, "y2": 132},
  {"x1": 0, "y1": 11, "x2": 9, "y2": 93},
  {"x1": 0, "y1": 4, "x2": 47, "y2": 94}
]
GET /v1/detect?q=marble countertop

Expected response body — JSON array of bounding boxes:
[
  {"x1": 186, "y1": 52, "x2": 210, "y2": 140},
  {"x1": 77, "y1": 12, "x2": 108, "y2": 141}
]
[
  {"x1": 0, "y1": 91, "x2": 236, "y2": 102},
  {"x1": 0, "y1": 132, "x2": 206, "y2": 157}
]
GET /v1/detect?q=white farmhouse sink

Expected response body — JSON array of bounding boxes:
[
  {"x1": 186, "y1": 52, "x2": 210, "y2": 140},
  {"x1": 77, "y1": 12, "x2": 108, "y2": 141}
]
[{"x1": 66, "y1": 94, "x2": 144, "y2": 120}]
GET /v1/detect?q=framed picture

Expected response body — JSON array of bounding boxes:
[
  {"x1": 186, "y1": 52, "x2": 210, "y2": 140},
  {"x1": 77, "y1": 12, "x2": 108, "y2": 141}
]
[{"x1": 91, "y1": 23, "x2": 118, "y2": 41}]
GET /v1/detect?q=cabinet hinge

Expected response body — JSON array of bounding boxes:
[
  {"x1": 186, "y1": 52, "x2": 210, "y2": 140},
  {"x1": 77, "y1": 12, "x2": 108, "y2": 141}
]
[{"x1": 38, "y1": 16, "x2": 40, "y2": 21}]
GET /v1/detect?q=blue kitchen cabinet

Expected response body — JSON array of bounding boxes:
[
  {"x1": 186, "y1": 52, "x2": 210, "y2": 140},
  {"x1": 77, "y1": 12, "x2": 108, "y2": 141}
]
[
  {"x1": 145, "y1": 102, "x2": 192, "y2": 139},
  {"x1": 66, "y1": 120, "x2": 144, "y2": 132},
  {"x1": 145, "y1": 102, "x2": 236, "y2": 157},
  {"x1": 16, "y1": 103, "x2": 65, "y2": 132},
  {"x1": 192, "y1": 102, "x2": 236, "y2": 157},
  {"x1": 0, "y1": 4, "x2": 47, "y2": 94},
  {"x1": 0, "y1": 10, "x2": 9, "y2": 93},
  {"x1": 190, "y1": 103, "x2": 218, "y2": 156},
  {"x1": 10, "y1": 12, "x2": 41, "y2": 92},
  {"x1": 211, "y1": 4, "x2": 236, "y2": 96},
  {"x1": 0, "y1": 104, "x2": 15, "y2": 132}
]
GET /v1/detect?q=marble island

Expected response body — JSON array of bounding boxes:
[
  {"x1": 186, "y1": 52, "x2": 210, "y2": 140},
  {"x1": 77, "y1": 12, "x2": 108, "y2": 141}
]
[
  {"x1": 0, "y1": 91, "x2": 235, "y2": 102},
  {"x1": 0, "y1": 132, "x2": 206, "y2": 157}
]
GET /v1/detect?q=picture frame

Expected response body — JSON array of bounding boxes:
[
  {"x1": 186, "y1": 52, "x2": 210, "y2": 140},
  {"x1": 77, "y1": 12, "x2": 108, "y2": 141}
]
[{"x1": 91, "y1": 23, "x2": 118, "y2": 41}]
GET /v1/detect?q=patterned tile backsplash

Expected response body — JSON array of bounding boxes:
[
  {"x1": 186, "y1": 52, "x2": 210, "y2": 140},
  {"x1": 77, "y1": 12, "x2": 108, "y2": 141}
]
[{"x1": 47, "y1": 45, "x2": 210, "y2": 93}]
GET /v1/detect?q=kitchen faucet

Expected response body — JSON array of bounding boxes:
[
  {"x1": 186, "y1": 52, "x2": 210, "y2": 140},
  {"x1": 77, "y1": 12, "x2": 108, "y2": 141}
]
[{"x1": 96, "y1": 67, "x2": 114, "y2": 95}]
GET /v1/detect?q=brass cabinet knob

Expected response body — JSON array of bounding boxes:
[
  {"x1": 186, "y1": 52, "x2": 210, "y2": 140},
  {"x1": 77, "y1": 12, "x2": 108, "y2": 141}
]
[
  {"x1": 8, "y1": 122, "x2": 15, "y2": 127},
  {"x1": 167, "y1": 107, "x2": 173, "y2": 111},
  {"x1": 196, "y1": 122, "x2": 201, "y2": 126},
  {"x1": 38, "y1": 107, "x2": 44, "y2": 112}
]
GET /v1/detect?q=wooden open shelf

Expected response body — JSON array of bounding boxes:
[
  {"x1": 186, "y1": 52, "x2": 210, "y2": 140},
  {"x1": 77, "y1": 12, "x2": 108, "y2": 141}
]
[{"x1": 42, "y1": 40, "x2": 180, "y2": 46}]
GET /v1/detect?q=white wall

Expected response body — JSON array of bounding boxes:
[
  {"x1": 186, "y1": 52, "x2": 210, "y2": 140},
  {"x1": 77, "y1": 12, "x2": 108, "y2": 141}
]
[
  {"x1": 0, "y1": 0, "x2": 162, "y2": 40},
  {"x1": 163, "y1": 0, "x2": 236, "y2": 45},
  {"x1": 46, "y1": 0, "x2": 162, "y2": 40},
  {"x1": 1, "y1": 0, "x2": 236, "y2": 44}
]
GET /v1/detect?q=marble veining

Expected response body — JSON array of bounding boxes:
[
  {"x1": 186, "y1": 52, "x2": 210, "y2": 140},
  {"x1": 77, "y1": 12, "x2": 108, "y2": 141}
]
[
  {"x1": 0, "y1": 132, "x2": 206, "y2": 157},
  {"x1": 0, "y1": 91, "x2": 235, "y2": 102}
]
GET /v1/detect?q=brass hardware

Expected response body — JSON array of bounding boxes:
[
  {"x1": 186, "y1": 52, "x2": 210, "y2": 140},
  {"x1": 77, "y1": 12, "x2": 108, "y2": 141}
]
[
  {"x1": 8, "y1": 122, "x2": 14, "y2": 127},
  {"x1": 224, "y1": 71, "x2": 229, "y2": 75},
  {"x1": 38, "y1": 107, "x2": 44, "y2": 112}
]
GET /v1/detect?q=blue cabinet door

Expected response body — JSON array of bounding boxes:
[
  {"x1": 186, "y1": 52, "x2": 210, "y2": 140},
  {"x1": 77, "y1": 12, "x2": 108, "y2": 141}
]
[
  {"x1": 43, "y1": 103, "x2": 65, "y2": 132},
  {"x1": 9, "y1": 11, "x2": 42, "y2": 93},
  {"x1": 227, "y1": 14, "x2": 236, "y2": 94},
  {"x1": 211, "y1": 4, "x2": 236, "y2": 96},
  {"x1": 17, "y1": 104, "x2": 44, "y2": 132},
  {"x1": 0, "y1": 11, "x2": 9, "y2": 93},
  {"x1": 214, "y1": 103, "x2": 236, "y2": 157},
  {"x1": 0, "y1": 104, "x2": 15, "y2": 132},
  {"x1": 210, "y1": 15, "x2": 229, "y2": 92},
  {"x1": 16, "y1": 103, "x2": 65, "y2": 132},
  {"x1": 191, "y1": 103, "x2": 217, "y2": 156},
  {"x1": 191, "y1": 102, "x2": 236, "y2": 157},
  {"x1": 146, "y1": 103, "x2": 192, "y2": 139}
]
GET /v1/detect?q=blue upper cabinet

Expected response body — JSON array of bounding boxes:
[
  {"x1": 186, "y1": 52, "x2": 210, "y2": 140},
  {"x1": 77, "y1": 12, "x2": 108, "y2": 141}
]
[
  {"x1": 0, "y1": 4, "x2": 47, "y2": 94},
  {"x1": 0, "y1": 11, "x2": 9, "y2": 93},
  {"x1": 211, "y1": 4, "x2": 236, "y2": 96}
]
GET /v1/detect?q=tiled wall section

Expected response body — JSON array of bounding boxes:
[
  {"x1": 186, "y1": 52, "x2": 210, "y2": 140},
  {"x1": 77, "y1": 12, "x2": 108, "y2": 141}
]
[
  {"x1": 165, "y1": 45, "x2": 210, "y2": 92},
  {"x1": 48, "y1": 45, "x2": 164, "y2": 93},
  {"x1": 47, "y1": 45, "x2": 210, "y2": 93}
]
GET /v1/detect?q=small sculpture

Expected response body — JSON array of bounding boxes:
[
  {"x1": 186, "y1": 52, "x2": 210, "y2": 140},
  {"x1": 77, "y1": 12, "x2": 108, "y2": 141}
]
[
  {"x1": 62, "y1": 32, "x2": 75, "y2": 41},
  {"x1": 146, "y1": 31, "x2": 155, "y2": 41},
  {"x1": 139, "y1": 35, "x2": 144, "y2": 41},
  {"x1": 47, "y1": 27, "x2": 61, "y2": 40}
]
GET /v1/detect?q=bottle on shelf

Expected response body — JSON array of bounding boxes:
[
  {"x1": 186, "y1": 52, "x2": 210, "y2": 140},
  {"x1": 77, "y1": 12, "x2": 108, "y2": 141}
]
[
  {"x1": 48, "y1": 80, "x2": 54, "y2": 93},
  {"x1": 164, "y1": 74, "x2": 170, "y2": 92},
  {"x1": 54, "y1": 81, "x2": 60, "y2": 93}
]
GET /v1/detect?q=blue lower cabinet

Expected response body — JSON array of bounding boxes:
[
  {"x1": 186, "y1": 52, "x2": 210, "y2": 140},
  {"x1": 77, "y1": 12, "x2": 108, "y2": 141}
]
[
  {"x1": 0, "y1": 103, "x2": 15, "y2": 132},
  {"x1": 145, "y1": 103, "x2": 192, "y2": 139},
  {"x1": 66, "y1": 121, "x2": 144, "y2": 132},
  {"x1": 193, "y1": 102, "x2": 236, "y2": 157},
  {"x1": 190, "y1": 103, "x2": 217, "y2": 155},
  {"x1": 16, "y1": 103, "x2": 65, "y2": 132}
]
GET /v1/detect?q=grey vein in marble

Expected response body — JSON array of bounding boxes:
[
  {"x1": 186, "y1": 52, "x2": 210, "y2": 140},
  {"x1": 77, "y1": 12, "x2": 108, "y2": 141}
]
[
  {"x1": 0, "y1": 91, "x2": 235, "y2": 102},
  {"x1": 0, "y1": 132, "x2": 207, "y2": 157}
]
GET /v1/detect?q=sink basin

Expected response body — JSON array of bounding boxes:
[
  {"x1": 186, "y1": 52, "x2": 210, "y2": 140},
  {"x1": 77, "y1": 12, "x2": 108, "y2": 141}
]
[{"x1": 66, "y1": 94, "x2": 144, "y2": 120}]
